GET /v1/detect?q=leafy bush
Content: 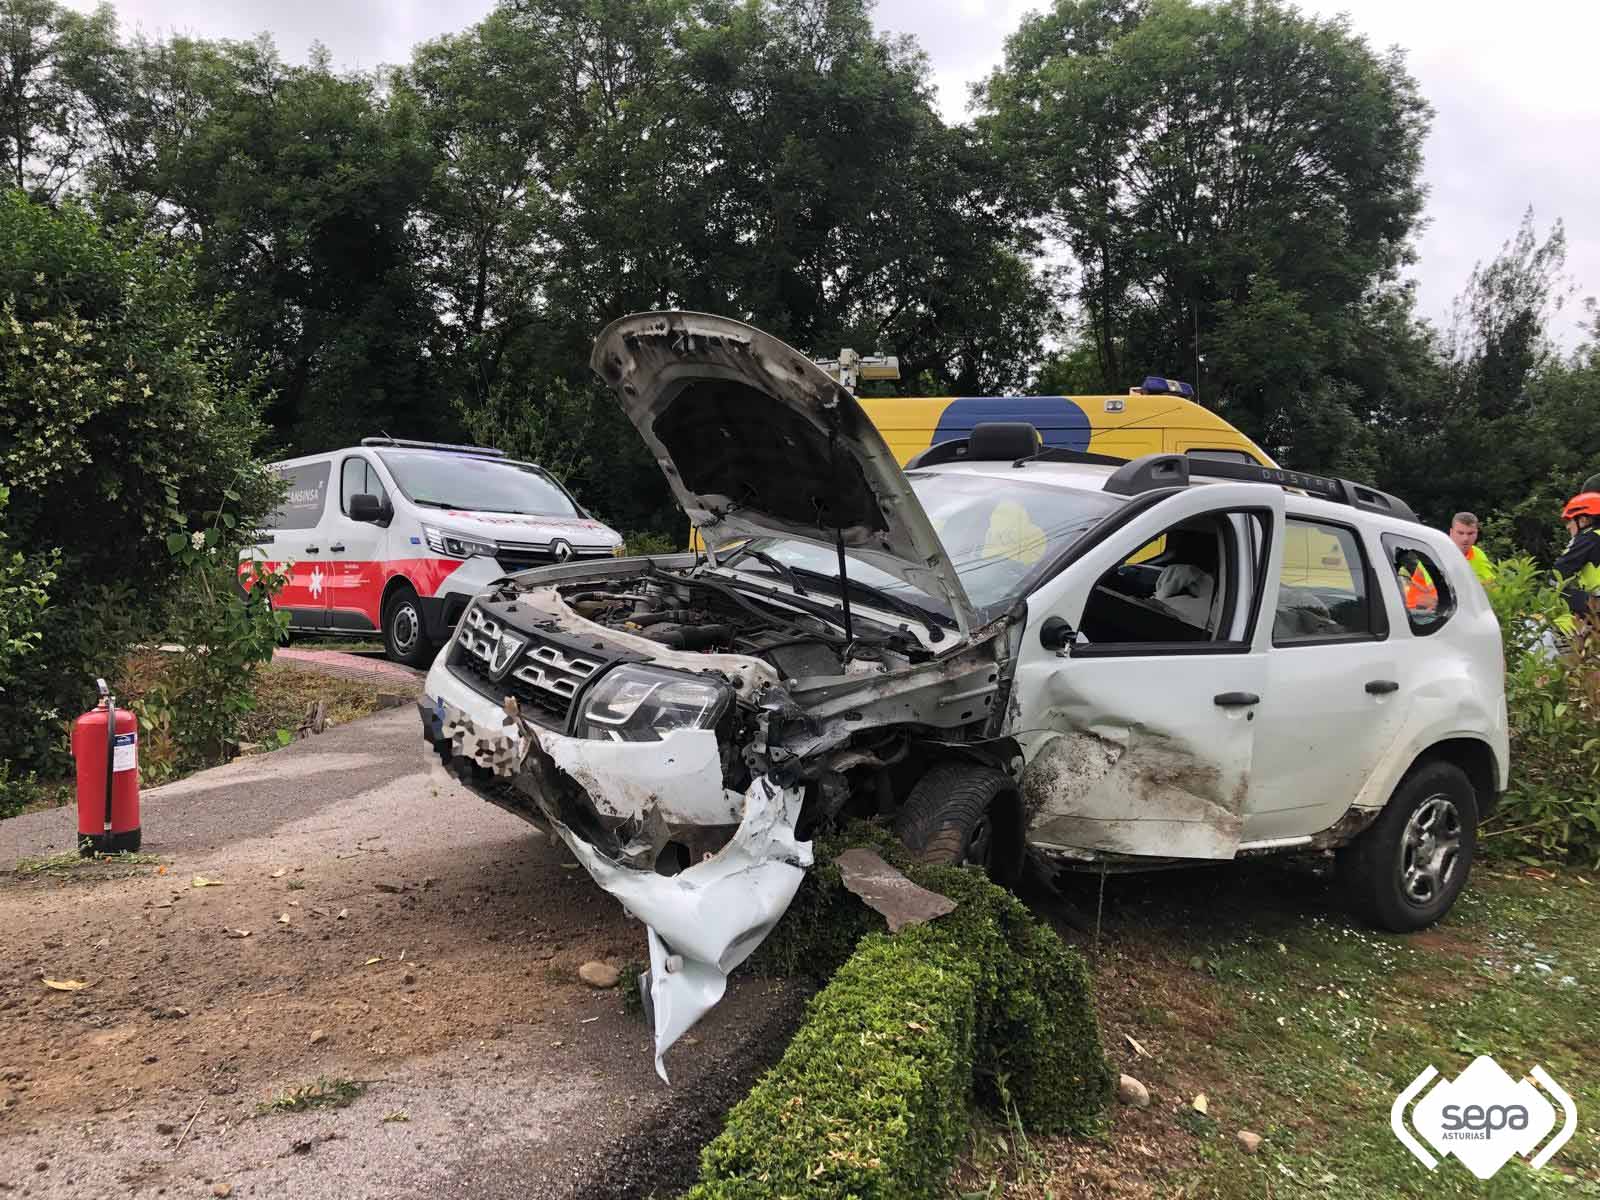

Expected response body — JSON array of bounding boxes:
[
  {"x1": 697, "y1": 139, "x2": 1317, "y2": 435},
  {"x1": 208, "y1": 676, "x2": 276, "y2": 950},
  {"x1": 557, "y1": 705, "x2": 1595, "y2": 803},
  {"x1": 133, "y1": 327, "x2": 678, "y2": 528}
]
[
  {"x1": 694, "y1": 831, "x2": 1111, "y2": 1197},
  {"x1": 135, "y1": 516, "x2": 288, "y2": 777},
  {"x1": 0, "y1": 193, "x2": 278, "y2": 774},
  {"x1": 622, "y1": 530, "x2": 681, "y2": 557},
  {"x1": 1483, "y1": 557, "x2": 1600, "y2": 866}
]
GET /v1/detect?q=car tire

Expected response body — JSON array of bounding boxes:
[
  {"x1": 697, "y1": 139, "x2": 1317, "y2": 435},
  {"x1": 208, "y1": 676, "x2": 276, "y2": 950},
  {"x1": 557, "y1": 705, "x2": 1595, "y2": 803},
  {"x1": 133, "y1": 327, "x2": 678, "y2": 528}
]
[
  {"x1": 1339, "y1": 760, "x2": 1477, "y2": 933},
  {"x1": 383, "y1": 585, "x2": 435, "y2": 667},
  {"x1": 894, "y1": 762, "x2": 1025, "y2": 887}
]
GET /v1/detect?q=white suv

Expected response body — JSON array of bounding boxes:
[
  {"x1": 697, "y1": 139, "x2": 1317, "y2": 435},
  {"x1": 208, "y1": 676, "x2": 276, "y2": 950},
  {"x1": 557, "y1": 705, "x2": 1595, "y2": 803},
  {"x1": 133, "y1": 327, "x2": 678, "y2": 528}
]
[{"x1": 420, "y1": 312, "x2": 1507, "y2": 1075}]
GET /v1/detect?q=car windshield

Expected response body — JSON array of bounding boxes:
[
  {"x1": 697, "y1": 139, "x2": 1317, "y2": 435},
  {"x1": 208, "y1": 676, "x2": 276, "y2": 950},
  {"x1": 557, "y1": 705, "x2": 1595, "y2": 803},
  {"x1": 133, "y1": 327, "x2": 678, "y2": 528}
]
[
  {"x1": 377, "y1": 450, "x2": 578, "y2": 516},
  {"x1": 726, "y1": 470, "x2": 1123, "y2": 615}
]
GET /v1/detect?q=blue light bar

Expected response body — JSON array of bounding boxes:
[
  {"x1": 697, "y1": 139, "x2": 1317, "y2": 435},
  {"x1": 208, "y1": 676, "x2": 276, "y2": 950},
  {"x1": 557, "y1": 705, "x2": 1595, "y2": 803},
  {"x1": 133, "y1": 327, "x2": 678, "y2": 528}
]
[{"x1": 1140, "y1": 376, "x2": 1195, "y2": 399}]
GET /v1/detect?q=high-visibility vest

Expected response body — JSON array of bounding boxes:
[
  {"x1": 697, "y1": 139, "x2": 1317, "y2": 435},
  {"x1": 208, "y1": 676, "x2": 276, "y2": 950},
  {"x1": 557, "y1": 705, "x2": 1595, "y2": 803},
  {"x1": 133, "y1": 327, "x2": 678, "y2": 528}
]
[
  {"x1": 1464, "y1": 545, "x2": 1494, "y2": 583},
  {"x1": 1404, "y1": 564, "x2": 1437, "y2": 610}
]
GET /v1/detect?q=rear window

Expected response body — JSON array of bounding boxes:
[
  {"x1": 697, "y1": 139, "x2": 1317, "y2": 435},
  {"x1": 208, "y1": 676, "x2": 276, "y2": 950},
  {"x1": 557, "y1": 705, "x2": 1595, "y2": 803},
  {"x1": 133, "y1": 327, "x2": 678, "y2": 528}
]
[{"x1": 264, "y1": 462, "x2": 330, "y2": 531}]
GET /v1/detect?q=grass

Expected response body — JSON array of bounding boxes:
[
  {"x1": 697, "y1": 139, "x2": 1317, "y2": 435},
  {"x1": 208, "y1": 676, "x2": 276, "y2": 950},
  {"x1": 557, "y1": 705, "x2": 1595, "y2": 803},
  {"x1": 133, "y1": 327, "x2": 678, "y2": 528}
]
[
  {"x1": 256, "y1": 1076, "x2": 367, "y2": 1116},
  {"x1": 236, "y1": 662, "x2": 385, "y2": 750},
  {"x1": 948, "y1": 861, "x2": 1600, "y2": 1199},
  {"x1": 14, "y1": 848, "x2": 164, "y2": 877}
]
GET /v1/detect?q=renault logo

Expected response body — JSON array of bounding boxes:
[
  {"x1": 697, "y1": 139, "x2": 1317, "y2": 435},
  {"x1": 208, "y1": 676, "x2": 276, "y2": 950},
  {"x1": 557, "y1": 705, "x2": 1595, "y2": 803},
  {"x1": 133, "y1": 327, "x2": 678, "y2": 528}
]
[
  {"x1": 487, "y1": 630, "x2": 527, "y2": 680},
  {"x1": 550, "y1": 538, "x2": 574, "y2": 562}
]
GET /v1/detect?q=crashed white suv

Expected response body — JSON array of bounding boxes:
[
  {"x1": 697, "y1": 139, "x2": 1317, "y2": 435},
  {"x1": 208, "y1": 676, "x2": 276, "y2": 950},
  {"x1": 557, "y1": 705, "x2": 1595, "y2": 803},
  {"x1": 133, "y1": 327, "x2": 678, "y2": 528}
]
[{"x1": 420, "y1": 312, "x2": 1508, "y2": 1075}]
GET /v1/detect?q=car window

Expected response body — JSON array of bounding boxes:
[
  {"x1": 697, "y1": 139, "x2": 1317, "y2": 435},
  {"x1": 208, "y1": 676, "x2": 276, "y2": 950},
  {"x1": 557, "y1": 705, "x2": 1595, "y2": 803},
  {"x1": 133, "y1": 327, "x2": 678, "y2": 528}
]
[
  {"x1": 264, "y1": 462, "x2": 329, "y2": 531},
  {"x1": 1075, "y1": 509, "x2": 1265, "y2": 651},
  {"x1": 1274, "y1": 518, "x2": 1376, "y2": 644},
  {"x1": 340, "y1": 456, "x2": 388, "y2": 515},
  {"x1": 1383, "y1": 535, "x2": 1456, "y2": 635}
]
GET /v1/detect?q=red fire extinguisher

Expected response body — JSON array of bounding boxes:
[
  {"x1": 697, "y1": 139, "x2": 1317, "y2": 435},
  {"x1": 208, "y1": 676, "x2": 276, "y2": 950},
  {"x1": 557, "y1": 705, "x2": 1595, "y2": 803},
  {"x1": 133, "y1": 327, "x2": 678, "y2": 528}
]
[{"x1": 73, "y1": 678, "x2": 140, "y2": 855}]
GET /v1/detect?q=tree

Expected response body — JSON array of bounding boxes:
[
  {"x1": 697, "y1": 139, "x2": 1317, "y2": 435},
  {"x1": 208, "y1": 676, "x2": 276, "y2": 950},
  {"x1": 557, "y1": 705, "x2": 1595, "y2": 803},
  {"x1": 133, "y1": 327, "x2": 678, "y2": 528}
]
[
  {"x1": 0, "y1": 0, "x2": 122, "y2": 199},
  {"x1": 979, "y1": 0, "x2": 1432, "y2": 468},
  {"x1": 0, "y1": 191, "x2": 277, "y2": 771},
  {"x1": 93, "y1": 37, "x2": 442, "y2": 451},
  {"x1": 1374, "y1": 211, "x2": 1594, "y2": 546}
]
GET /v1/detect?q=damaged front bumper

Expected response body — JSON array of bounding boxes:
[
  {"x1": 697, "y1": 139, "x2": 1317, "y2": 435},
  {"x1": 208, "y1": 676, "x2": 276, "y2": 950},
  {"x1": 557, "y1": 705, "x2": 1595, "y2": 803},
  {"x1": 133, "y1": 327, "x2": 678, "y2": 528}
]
[{"x1": 419, "y1": 679, "x2": 811, "y2": 1081}]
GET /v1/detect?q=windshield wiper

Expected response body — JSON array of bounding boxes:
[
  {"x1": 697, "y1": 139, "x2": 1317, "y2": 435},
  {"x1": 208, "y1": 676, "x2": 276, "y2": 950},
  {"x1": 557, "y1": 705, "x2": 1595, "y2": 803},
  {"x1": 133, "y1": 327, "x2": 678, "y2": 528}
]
[
  {"x1": 722, "y1": 546, "x2": 808, "y2": 596},
  {"x1": 785, "y1": 565, "x2": 951, "y2": 642}
]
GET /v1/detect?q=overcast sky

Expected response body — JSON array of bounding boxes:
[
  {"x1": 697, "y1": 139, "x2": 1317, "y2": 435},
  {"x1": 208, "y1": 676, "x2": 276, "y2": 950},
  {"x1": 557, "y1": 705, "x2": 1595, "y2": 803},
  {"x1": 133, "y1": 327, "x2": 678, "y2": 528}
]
[{"x1": 68, "y1": 0, "x2": 1599, "y2": 345}]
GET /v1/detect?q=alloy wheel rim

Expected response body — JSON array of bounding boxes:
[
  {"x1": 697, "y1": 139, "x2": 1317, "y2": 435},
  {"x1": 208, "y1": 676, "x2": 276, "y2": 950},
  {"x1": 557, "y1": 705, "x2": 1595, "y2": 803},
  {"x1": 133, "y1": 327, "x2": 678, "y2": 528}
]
[{"x1": 1400, "y1": 793, "x2": 1463, "y2": 906}]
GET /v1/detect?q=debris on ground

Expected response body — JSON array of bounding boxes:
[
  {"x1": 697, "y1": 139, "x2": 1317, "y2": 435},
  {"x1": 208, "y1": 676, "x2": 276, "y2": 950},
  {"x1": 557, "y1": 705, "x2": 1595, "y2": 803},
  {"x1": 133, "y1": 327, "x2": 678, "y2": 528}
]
[
  {"x1": 1117, "y1": 1074, "x2": 1150, "y2": 1108},
  {"x1": 1237, "y1": 1130, "x2": 1263, "y2": 1153},
  {"x1": 578, "y1": 961, "x2": 620, "y2": 989}
]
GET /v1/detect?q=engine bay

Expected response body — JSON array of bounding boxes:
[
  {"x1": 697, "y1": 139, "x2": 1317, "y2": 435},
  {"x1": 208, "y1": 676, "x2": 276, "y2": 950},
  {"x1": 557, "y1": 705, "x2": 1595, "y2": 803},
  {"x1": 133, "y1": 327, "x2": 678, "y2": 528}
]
[{"x1": 552, "y1": 567, "x2": 919, "y2": 682}]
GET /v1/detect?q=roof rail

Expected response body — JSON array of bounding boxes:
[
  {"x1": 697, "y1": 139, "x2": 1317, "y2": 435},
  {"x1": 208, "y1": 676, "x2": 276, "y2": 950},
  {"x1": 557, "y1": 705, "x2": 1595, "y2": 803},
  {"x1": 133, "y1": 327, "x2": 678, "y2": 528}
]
[
  {"x1": 360, "y1": 437, "x2": 506, "y2": 458},
  {"x1": 1102, "y1": 453, "x2": 1420, "y2": 523}
]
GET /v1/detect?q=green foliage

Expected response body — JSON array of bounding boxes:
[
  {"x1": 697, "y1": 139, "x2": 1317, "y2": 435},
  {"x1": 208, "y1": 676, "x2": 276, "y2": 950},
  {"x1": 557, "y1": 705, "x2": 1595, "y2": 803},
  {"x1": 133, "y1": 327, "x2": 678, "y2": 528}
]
[
  {"x1": 0, "y1": 486, "x2": 55, "y2": 697},
  {"x1": 622, "y1": 530, "x2": 681, "y2": 558},
  {"x1": 1483, "y1": 557, "x2": 1600, "y2": 866},
  {"x1": 138, "y1": 513, "x2": 288, "y2": 776},
  {"x1": 698, "y1": 830, "x2": 1111, "y2": 1196},
  {"x1": 691, "y1": 928, "x2": 980, "y2": 1199},
  {"x1": 980, "y1": 0, "x2": 1430, "y2": 469},
  {"x1": 0, "y1": 191, "x2": 276, "y2": 774}
]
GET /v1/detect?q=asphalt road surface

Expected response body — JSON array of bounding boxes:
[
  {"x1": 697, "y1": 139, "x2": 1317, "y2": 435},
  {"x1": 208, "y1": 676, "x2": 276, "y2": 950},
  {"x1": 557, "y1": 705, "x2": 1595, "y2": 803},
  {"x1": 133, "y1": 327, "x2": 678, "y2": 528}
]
[{"x1": 0, "y1": 708, "x2": 807, "y2": 1199}]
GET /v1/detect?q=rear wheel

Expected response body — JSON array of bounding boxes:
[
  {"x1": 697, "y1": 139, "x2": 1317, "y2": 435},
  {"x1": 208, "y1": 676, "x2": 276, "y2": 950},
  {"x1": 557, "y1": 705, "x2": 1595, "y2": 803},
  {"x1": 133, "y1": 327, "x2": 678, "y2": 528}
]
[
  {"x1": 894, "y1": 763, "x2": 1024, "y2": 887},
  {"x1": 383, "y1": 585, "x2": 434, "y2": 667},
  {"x1": 1339, "y1": 760, "x2": 1477, "y2": 932}
]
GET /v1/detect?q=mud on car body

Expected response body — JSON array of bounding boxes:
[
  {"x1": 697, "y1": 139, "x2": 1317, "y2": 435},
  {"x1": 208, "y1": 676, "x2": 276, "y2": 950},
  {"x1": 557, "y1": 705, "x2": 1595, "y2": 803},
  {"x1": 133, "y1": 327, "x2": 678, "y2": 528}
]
[{"x1": 419, "y1": 312, "x2": 1509, "y2": 1078}]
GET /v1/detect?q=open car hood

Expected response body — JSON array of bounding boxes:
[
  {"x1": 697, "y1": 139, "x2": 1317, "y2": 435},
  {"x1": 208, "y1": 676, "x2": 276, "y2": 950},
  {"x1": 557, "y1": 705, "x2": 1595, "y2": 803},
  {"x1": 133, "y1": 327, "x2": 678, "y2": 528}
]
[{"x1": 590, "y1": 311, "x2": 978, "y2": 636}]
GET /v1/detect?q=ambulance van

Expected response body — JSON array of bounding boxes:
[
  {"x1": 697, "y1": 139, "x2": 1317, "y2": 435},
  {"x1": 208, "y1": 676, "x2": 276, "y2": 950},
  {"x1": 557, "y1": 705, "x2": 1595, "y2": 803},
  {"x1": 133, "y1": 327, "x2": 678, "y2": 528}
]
[
  {"x1": 856, "y1": 377, "x2": 1275, "y2": 468},
  {"x1": 248, "y1": 438, "x2": 623, "y2": 665}
]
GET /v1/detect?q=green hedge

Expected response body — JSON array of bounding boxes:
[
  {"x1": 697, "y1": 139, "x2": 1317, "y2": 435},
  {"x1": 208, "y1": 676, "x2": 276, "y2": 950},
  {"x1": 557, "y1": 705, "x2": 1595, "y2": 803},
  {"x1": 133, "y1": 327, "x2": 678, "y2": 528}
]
[{"x1": 689, "y1": 829, "x2": 1111, "y2": 1198}]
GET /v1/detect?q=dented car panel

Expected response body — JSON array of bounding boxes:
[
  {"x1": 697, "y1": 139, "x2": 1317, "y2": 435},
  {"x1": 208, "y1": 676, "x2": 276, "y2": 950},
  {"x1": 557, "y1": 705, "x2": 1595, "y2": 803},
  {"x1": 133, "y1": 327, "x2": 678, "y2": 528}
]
[{"x1": 1009, "y1": 483, "x2": 1283, "y2": 860}]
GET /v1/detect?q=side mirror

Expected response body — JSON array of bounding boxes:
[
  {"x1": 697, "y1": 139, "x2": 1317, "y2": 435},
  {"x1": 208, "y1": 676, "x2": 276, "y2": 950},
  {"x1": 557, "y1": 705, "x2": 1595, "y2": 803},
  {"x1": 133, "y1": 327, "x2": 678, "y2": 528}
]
[
  {"x1": 1039, "y1": 615, "x2": 1076, "y2": 653},
  {"x1": 349, "y1": 493, "x2": 388, "y2": 524}
]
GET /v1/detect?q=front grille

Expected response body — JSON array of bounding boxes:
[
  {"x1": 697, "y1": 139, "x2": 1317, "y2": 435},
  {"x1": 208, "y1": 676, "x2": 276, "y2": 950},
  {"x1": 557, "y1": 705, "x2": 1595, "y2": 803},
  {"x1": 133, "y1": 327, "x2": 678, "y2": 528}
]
[
  {"x1": 495, "y1": 541, "x2": 614, "y2": 574},
  {"x1": 449, "y1": 604, "x2": 634, "y2": 726}
]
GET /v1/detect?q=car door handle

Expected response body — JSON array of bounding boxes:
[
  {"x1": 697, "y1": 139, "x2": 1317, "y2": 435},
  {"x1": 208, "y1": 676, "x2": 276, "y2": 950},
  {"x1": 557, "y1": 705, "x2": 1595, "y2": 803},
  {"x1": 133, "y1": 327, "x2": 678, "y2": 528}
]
[
  {"x1": 328, "y1": 543, "x2": 346, "y2": 553},
  {"x1": 303, "y1": 546, "x2": 320, "y2": 554},
  {"x1": 1213, "y1": 691, "x2": 1260, "y2": 707},
  {"x1": 1365, "y1": 679, "x2": 1399, "y2": 695}
]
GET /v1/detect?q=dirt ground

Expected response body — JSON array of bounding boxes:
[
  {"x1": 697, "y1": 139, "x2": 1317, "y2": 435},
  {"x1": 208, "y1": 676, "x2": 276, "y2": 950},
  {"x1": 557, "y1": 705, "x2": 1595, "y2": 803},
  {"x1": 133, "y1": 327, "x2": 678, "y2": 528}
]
[{"x1": 0, "y1": 707, "x2": 807, "y2": 1199}]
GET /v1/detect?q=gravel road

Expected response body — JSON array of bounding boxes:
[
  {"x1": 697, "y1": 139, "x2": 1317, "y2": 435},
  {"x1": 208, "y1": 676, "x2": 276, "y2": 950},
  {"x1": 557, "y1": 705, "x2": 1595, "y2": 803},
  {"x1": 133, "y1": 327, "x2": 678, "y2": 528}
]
[{"x1": 0, "y1": 707, "x2": 807, "y2": 1199}]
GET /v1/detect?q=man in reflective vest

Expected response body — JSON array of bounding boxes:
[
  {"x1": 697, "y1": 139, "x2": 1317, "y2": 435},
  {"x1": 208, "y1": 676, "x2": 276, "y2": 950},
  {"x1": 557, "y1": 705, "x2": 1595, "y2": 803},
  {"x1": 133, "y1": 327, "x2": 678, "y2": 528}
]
[{"x1": 1449, "y1": 511, "x2": 1494, "y2": 584}]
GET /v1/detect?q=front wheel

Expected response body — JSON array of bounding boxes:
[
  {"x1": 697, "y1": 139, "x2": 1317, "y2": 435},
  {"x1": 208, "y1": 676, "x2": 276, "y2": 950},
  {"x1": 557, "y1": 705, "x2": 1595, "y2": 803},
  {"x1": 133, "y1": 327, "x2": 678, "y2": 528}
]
[
  {"x1": 894, "y1": 763, "x2": 1025, "y2": 887},
  {"x1": 383, "y1": 585, "x2": 435, "y2": 667},
  {"x1": 1339, "y1": 760, "x2": 1477, "y2": 932}
]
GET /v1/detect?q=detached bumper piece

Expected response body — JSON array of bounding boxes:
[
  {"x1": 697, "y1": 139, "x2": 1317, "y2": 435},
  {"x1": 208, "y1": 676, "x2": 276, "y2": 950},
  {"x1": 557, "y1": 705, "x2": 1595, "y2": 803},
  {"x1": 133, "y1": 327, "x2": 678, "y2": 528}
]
[{"x1": 425, "y1": 697, "x2": 811, "y2": 1081}]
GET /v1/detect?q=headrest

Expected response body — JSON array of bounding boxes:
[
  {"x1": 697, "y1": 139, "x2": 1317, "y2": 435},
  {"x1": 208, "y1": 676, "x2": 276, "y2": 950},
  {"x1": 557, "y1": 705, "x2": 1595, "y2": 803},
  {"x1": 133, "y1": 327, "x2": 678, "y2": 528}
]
[{"x1": 968, "y1": 422, "x2": 1041, "y2": 461}]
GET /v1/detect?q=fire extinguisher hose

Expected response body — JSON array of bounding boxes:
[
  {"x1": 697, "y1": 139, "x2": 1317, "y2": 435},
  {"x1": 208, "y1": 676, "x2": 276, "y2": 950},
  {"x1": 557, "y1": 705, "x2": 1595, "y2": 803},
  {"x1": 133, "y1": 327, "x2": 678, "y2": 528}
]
[{"x1": 97, "y1": 677, "x2": 114, "y2": 842}]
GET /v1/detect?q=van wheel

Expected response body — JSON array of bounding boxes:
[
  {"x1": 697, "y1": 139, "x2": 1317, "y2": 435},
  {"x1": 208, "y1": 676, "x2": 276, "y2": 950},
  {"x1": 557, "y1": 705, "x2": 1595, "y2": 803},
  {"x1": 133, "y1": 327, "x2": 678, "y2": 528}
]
[
  {"x1": 895, "y1": 763, "x2": 1024, "y2": 887},
  {"x1": 1339, "y1": 761, "x2": 1477, "y2": 932},
  {"x1": 383, "y1": 585, "x2": 434, "y2": 667}
]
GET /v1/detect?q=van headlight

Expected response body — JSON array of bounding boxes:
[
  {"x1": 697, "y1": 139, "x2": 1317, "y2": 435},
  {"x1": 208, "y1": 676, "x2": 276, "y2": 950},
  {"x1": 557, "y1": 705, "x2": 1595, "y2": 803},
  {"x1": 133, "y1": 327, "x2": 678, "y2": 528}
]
[
  {"x1": 576, "y1": 665, "x2": 732, "y2": 742},
  {"x1": 422, "y1": 523, "x2": 497, "y2": 559}
]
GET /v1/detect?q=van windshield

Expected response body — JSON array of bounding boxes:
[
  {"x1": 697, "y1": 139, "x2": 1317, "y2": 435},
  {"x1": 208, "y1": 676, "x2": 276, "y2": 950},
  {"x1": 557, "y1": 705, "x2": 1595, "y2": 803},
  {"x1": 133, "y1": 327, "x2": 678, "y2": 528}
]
[
  {"x1": 377, "y1": 451, "x2": 578, "y2": 516},
  {"x1": 727, "y1": 471, "x2": 1123, "y2": 615}
]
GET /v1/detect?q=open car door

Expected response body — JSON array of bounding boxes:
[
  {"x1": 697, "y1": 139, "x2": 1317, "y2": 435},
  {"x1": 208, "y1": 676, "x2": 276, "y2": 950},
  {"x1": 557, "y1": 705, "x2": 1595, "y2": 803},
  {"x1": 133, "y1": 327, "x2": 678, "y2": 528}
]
[{"x1": 1010, "y1": 483, "x2": 1285, "y2": 860}]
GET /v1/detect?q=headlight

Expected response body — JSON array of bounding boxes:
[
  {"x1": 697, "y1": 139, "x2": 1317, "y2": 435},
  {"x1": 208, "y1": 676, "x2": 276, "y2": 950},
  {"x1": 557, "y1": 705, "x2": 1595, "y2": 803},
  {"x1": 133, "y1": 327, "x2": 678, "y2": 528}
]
[
  {"x1": 611, "y1": 543, "x2": 626, "y2": 558},
  {"x1": 422, "y1": 523, "x2": 497, "y2": 559},
  {"x1": 576, "y1": 664, "x2": 732, "y2": 742}
]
